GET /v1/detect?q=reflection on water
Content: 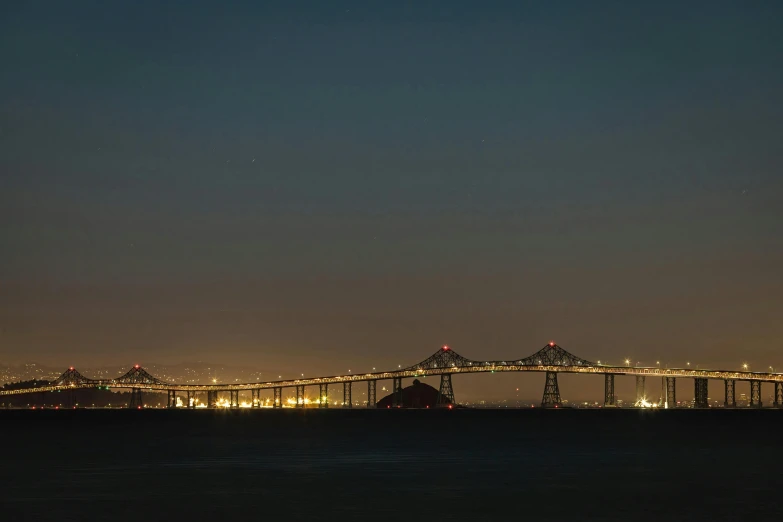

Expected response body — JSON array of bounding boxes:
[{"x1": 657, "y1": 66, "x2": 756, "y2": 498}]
[{"x1": 2, "y1": 409, "x2": 781, "y2": 521}]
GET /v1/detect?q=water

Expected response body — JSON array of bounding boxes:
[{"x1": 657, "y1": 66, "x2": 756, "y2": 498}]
[{"x1": 1, "y1": 409, "x2": 781, "y2": 521}]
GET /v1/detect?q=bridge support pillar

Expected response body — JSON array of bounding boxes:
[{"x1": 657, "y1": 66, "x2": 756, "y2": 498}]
[
  {"x1": 392, "y1": 377, "x2": 403, "y2": 408},
  {"x1": 750, "y1": 381, "x2": 762, "y2": 408},
  {"x1": 635, "y1": 376, "x2": 646, "y2": 406},
  {"x1": 251, "y1": 389, "x2": 261, "y2": 408},
  {"x1": 724, "y1": 379, "x2": 736, "y2": 408},
  {"x1": 273, "y1": 387, "x2": 282, "y2": 408},
  {"x1": 367, "y1": 380, "x2": 376, "y2": 408},
  {"x1": 186, "y1": 390, "x2": 195, "y2": 409},
  {"x1": 436, "y1": 374, "x2": 455, "y2": 407},
  {"x1": 229, "y1": 390, "x2": 239, "y2": 409},
  {"x1": 666, "y1": 377, "x2": 676, "y2": 408},
  {"x1": 129, "y1": 388, "x2": 143, "y2": 409},
  {"x1": 775, "y1": 382, "x2": 783, "y2": 407},
  {"x1": 207, "y1": 390, "x2": 218, "y2": 408},
  {"x1": 694, "y1": 378, "x2": 709, "y2": 408},
  {"x1": 319, "y1": 383, "x2": 328, "y2": 408},
  {"x1": 295, "y1": 385, "x2": 305, "y2": 408},
  {"x1": 167, "y1": 390, "x2": 176, "y2": 408},
  {"x1": 604, "y1": 374, "x2": 615, "y2": 407},
  {"x1": 541, "y1": 372, "x2": 562, "y2": 408},
  {"x1": 343, "y1": 382, "x2": 352, "y2": 408}
]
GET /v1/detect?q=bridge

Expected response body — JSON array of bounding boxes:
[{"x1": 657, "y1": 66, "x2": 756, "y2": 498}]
[{"x1": 2, "y1": 343, "x2": 782, "y2": 409}]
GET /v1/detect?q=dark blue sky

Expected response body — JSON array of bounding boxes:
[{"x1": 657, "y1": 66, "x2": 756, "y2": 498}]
[{"x1": 1, "y1": 1, "x2": 781, "y2": 400}]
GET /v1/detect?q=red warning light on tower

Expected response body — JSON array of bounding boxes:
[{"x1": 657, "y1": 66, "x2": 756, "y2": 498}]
[
  {"x1": 549, "y1": 341, "x2": 555, "y2": 347},
  {"x1": 134, "y1": 364, "x2": 140, "y2": 369},
  {"x1": 442, "y1": 345, "x2": 450, "y2": 351},
  {"x1": 69, "y1": 367, "x2": 74, "y2": 371}
]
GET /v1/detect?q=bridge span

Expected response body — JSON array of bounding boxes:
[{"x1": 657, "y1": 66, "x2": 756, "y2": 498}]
[{"x1": 2, "y1": 343, "x2": 782, "y2": 409}]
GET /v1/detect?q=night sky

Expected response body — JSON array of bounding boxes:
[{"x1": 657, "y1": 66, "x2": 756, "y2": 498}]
[{"x1": 2, "y1": 1, "x2": 782, "y2": 401}]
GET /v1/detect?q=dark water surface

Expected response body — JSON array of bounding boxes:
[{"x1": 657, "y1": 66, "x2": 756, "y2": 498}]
[{"x1": 1, "y1": 409, "x2": 781, "y2": 521}]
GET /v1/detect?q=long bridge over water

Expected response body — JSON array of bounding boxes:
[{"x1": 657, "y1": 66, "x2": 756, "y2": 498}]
[{"x1": 3, "y1": 343, "x2": 782, "y2": 409}]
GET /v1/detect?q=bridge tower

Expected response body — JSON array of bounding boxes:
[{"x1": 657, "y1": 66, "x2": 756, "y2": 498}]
[
  {"x1": 724, "y1": 380, "x2": 736, "y2": 408},
  {"x1": 229, "y1": 390, "x2": 239, "y2": 409},
  {"x1": 775, "y1": 382, "x2": 783, "y2": 408},
  {"x1": 207, "y1": 390, "x2": 218, "y2": 408},
  {"x1": 343, "y1": 382, "x2": 352, "y2": 408},
  {"x1": 635, "y1": 376, "x2": 646, "y2": 406},
  {"x1": 603, "y1": 374, "x2": 615, "y2": 407},
  {"x1": 251, "y1": 389, "x2": 261, "y2": 408},
  {"x1": 367, "y1": 380, "x2": 376, "y2": 408},
  {"x1": 750, "y1": 381, "x2": 762, "y2": 408},
  {"x1": 295, "y1": 385, "x2": 305, "y2": 408},
  {"x1": 186, "y1": 390, "x2": 195, "y2": 409},
  {"x1": 665, "y1": 377, "x2": 676, "y2": 408},
  {"x1": 129, "y1": 388, "x2": 143, "y2": 409},
  {"x1": 166, "y1": 390, "x2": 176, "y2": 408},
  {"x1": 319, "y1": 383, "x2": 328, "y2": 408},
  {"x1": 694, "y1": 378, "x2": 709, "y2": 408},
  {"x1": 436, "y1": 374, "x2": 455, "y2": 407},
  {"x1": 273, "y1": 387, "x2": 282, "y2": 408},
  {"x1": 391, "y1": 377, "x2": 403, "y2": 408},
  {"x1": 541, "y1": 371, "x2": 561, "y2": 408}
]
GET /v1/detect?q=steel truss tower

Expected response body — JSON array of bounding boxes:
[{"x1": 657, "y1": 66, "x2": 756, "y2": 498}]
[
  {"x1": 167, "y1": 390, "x2": 176, "y2": 408},
  {"x1": 775, "y1": 382, "x2": 783, "y2": 408},
  {"x1": 367, "y1": 380, "x2": 376, "y2": 408},
  {"x1": 724, "y1": 379, "x2": 736, "y2": 408},
  {"x1": 129, "y1": 388, "x2": 143, "y2": 409},
  {"x1": 251, "y1": 389, "x2": 261, "y2": 408},
  {"x1": 186, "y1": 390, "x2": 195, "y2": 409},
  {"x1": 343, "y1": 382, "x2": 352, "y2": 408},
  {"x1": 666, "y1": 377, "x2": 676, "y2": 408},
  {"x1": 207, "y1": 390, "x2": 218, "y2": 408},
  {"x1": 541, "y1": 371, "x2": 561, "y2": 408},
  {"x1": 392, "y1": 377, "x2": 403, "y2": 407},
  {"x1": 635, "y1": 376, "x2": 646, "y2": 405},
  {"x1": 750, "y1": 381, "x2": 762, "y2": 408},
  {"x1": 694, "y1": 378, "x2": 708, "y2": 408},
  {"x1": 604, "y1": 374, "x2": 615, "y2": 406},
  {"x1": 319, "y1": 383, "x2": 328, "y2": 408},
  {"x1": 273, "y1": 387, "x2": 282, "y2": 408},
  {"x1": 295, "y1": 385, "x2": 305, "y2": 408},
  {"x1": 436, "y1": 374, "x2": 455, "y2": 407}
]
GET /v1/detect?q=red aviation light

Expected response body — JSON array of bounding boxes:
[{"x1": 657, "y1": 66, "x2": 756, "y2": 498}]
[
  {"x1": 442, "y1": 345, "x2": 449, "y2": 350},
  {"x1": 134, "y1": 364, "x2": 140, "y2": 369},
  {"x1": 549, "y1": 341, "x2": 555, "y2": 347},
  {"x1": 69, "y1": 367, "x2": 74, "y2": 371}
]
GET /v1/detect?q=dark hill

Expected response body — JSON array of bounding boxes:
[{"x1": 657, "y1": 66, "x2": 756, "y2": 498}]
[{"x1": 376, "y1": 379, "x2": 454, "y2": 408}]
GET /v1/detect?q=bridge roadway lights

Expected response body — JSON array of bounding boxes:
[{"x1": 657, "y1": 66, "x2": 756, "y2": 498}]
[
  {"x1": 775, "y1": 382, "x2": 783, "y2": 408},
  {"x1": 541, "y1": 371, "x2": 562, "y2": 408},
  {"x1": 635, "y1": 376, "x2": 645, "y2": 406},
  {"x1": 295, "y1": 385, "x2": 305, "y2": 408},
  {"x1": 343, "y1": 382, "x2": 352, "y2": 408},
  {"x1": 392, "y1": 377, "x2": 403, "y2": 408},
  {"x1": 694, "y1": 378, "x2": 708, "y2": 408},
  {"x1": 167, "y1": 390, "x2": 176, "y2": 409},
  {"x1": 666, "y1": 377, "x2": 676, "y2": 408},
  {"x1": 129, "y1": 388, "x2": 143, "y2": 409},
  {"x1": 273, "y1": 387, "x2": 282, "y2": 408},
  {"x1": 367, "y1": 380, "x2": 376, "y2": 408},
  {"x1": 319, "y1": 383, "x2": 328, "y2": 408},
  {"x1": 604, "y1": 374, "x2": 616, "y2": 407},
  {"x1": 750, "y1": 381, "x2": 762, "y2": 408},
  {"x1": 725, "y1": 379, "x2": 736, "y2": 408},
  {"x1": 436, "y1": 374, "x2": 455, "y2": 407}
]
